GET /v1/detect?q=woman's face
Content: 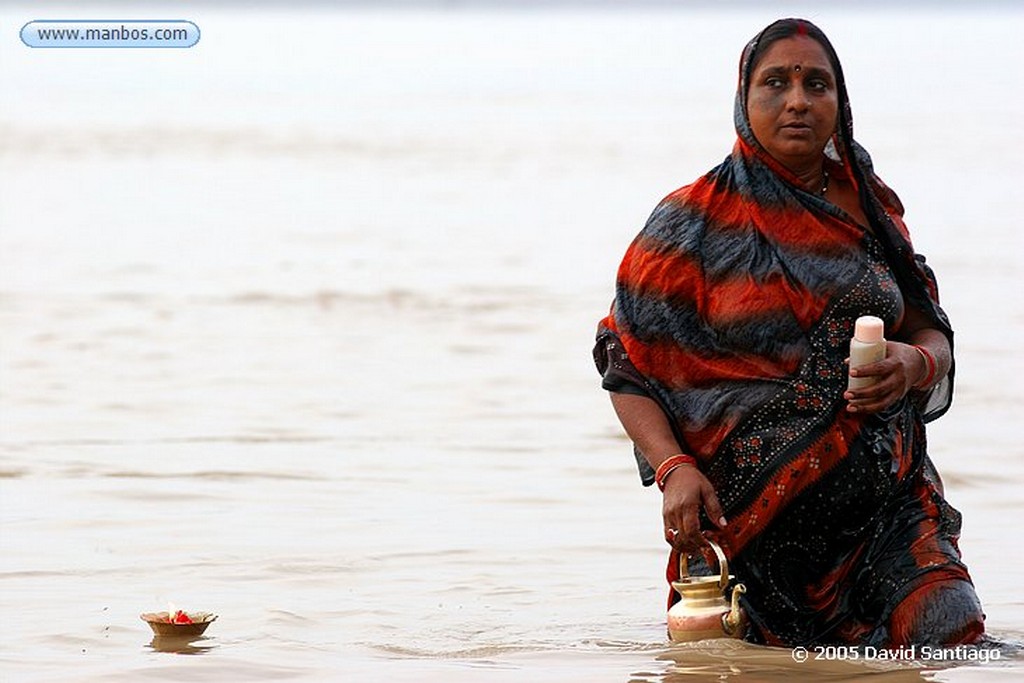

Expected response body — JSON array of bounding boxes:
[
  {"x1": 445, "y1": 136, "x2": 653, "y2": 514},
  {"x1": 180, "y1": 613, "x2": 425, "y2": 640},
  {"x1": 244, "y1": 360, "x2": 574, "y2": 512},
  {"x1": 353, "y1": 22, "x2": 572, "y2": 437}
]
[{"x1": 746, "y1": 35, "x2": 838, "y2": 171}]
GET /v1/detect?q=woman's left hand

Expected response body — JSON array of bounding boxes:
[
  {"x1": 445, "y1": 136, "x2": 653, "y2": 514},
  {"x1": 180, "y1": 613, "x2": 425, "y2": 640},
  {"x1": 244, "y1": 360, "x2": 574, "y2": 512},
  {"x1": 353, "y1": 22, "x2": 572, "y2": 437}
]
[{"x1": 843, "y1": 341, "x2": 925, "y2": 414}]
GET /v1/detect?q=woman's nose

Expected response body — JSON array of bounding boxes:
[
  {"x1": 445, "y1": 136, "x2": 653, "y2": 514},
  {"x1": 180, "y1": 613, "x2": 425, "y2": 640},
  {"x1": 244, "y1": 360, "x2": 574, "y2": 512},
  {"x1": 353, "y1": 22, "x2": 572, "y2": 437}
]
[{"x1": 786, "y1": 86, "x2": 811, "y2": 111}]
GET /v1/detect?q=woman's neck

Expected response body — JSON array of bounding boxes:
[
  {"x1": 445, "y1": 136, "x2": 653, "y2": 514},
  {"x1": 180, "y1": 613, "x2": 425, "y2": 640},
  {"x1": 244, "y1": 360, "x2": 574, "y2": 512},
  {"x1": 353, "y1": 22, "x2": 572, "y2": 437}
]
[{"x1": 789, "y1": 160, "x2": 827, "y2": 194}]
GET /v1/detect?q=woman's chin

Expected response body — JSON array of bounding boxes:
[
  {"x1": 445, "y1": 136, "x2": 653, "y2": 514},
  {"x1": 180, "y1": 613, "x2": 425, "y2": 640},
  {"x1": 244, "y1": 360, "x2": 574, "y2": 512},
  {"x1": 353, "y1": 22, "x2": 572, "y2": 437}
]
[{"x1": 767, "y1": 141, "x2": 827, "y2": 169}]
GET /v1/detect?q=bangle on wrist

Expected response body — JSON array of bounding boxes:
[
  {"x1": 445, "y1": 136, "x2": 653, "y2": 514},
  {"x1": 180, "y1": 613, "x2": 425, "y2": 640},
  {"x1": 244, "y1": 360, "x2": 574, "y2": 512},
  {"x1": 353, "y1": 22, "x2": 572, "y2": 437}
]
[
  {"x1": 655, "y1": 454, "x2": 698, "y2": 491},
  {"x1": 911, "y1": 344, "x2": 937, "y2": 389}
]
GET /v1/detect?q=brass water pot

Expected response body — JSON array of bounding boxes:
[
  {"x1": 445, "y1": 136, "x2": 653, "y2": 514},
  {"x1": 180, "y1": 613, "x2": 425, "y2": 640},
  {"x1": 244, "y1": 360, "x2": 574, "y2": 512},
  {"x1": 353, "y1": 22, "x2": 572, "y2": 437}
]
[{"x1": 667, "y1": 539, "x2": 747, "y2": 642}]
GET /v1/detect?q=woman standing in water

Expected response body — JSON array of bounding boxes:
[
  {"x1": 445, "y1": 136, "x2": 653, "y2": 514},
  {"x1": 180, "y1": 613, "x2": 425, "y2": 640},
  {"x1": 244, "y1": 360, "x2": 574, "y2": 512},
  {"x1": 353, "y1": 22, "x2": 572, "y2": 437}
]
[{"x1": 594, "y1": 18, "x2": 984, "y2": 646}]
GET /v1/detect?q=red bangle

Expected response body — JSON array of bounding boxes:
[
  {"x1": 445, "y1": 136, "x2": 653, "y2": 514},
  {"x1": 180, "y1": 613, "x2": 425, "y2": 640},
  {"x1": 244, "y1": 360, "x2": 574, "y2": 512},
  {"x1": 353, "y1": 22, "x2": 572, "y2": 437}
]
[
  {"x1": 655, "y1": 454, "x2": 698, "y2": 491},
  {"x1": 912, "y1": 344, "x2": 937, "y2": 389}
]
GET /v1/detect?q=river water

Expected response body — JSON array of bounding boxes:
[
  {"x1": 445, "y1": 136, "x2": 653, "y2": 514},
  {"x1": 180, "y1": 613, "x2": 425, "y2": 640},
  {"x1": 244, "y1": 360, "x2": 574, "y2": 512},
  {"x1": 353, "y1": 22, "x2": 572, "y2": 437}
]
[{"x1": 1, "y1": 3, "x2": 1022, "y2": 681}]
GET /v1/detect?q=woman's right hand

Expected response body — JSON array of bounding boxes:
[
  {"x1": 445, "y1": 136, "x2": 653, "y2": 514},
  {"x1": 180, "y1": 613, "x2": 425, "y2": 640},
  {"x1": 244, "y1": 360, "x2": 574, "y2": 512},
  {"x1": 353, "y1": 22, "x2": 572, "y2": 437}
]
[{"x1": 662, "y1": 466, "x2": 727, "y2": 553}]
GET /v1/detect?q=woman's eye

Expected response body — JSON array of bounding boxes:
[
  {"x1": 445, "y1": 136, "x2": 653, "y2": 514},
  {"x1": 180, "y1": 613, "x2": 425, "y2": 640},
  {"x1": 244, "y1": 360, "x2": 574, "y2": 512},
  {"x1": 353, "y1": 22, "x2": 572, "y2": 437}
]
[
  {"x1": 809, "y1": 80, "x2": 828, "y2": 91},
  {"x1": 765, "y1": 77, "x2": 784, "y2": 88}
]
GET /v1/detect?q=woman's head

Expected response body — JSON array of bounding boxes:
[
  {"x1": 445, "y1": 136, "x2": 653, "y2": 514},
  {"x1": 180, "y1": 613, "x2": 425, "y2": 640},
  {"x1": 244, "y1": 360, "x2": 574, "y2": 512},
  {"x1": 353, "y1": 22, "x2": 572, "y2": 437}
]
[{"x1": 737, "y1": 19, "x2": 852, "y2": 173}]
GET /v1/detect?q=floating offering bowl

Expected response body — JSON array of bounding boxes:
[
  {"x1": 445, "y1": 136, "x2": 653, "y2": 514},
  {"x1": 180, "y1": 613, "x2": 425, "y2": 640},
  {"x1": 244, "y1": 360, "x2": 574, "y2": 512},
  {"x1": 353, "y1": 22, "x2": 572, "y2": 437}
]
[{"x1": 140, "y1": 610, "x2": 217, "y2": 637}]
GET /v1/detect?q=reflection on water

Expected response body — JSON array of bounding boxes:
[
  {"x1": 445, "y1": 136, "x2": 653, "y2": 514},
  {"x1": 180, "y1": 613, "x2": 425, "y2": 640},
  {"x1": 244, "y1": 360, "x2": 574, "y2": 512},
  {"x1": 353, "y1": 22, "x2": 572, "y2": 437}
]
[
  {"x1": 147, "y1": 635, "x2": 217, "y2": 656},
  {"x1": 655, "y1": 641, "x2": 922, "y2": 683},
  {"x1": 640, "y1": 637, "x2": 1024, "y2": 683}
]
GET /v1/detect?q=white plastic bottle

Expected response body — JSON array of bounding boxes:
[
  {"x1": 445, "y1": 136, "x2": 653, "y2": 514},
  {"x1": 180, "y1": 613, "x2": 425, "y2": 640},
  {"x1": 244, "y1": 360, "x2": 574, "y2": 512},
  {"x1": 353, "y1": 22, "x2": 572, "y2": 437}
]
[{"x1": 847, "y1": 316, "x2": 887, "y2": 390}]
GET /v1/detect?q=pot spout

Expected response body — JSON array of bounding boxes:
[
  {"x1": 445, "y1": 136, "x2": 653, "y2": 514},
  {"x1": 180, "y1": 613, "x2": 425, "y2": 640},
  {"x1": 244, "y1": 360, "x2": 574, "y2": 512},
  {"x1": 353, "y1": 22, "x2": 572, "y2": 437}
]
[{"x1": 721, "y1": 583, "x2": 746, "y2": 636}]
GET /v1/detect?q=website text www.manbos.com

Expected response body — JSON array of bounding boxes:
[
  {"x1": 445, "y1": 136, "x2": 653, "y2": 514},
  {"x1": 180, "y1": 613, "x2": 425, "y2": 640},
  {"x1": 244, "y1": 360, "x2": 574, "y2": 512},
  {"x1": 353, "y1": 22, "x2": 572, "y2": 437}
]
[
  {"x1": 39, "y1": 25, "x2": 187, "y2": 42},
  {"x1": 21, "y1": 21, "x2": 200, "y2": 48}
]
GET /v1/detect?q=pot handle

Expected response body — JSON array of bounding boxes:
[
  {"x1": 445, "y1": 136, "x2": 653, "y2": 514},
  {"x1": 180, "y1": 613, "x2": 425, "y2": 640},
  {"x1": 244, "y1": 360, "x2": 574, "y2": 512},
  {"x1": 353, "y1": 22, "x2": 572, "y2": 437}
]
[{"x1": 678, "y1": 538, "x2": 730, "y2": 591}]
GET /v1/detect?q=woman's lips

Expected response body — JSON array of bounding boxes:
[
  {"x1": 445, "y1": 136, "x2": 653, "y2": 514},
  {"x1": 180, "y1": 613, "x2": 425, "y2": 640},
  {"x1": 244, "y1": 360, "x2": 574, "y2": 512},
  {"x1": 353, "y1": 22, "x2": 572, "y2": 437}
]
[{"x1": 780, "y1": 123, "x2": 813, "y2": 136}]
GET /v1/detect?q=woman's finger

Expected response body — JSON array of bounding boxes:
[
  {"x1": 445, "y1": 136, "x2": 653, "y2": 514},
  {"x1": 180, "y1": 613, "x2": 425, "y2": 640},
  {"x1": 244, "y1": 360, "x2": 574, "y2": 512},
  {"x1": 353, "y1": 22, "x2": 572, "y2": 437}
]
[{"x1": 701, "y1": 481, "x2": 728, "y2": 528}]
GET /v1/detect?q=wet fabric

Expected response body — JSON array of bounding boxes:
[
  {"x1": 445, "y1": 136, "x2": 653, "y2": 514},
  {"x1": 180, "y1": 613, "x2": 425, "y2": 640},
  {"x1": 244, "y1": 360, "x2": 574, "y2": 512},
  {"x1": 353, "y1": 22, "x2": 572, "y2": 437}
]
[{"x1": 593, "y1": 20, "x2": 982, "y2": 646}]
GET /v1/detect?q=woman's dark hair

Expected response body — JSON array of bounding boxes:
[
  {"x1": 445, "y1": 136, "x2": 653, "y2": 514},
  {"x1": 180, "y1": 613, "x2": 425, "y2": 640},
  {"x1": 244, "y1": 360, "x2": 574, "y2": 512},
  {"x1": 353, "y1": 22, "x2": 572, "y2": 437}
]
[{"x1": 746, "y1": 18, "x2": 840, "y2": 78}]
